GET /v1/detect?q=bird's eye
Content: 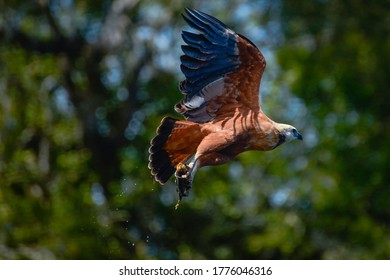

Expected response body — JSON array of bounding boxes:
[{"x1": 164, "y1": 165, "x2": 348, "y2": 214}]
[{"x1": 292, "y1": 128, "x2": 297, "y2": 134}]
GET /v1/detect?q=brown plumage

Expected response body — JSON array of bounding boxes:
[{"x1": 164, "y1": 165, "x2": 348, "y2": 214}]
[{"x1": 148, "y1": 9, "x2": 302, "y2": 205}]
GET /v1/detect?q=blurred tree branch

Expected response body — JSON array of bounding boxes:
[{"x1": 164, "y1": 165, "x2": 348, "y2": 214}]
[{"x1": 0, "y1": 0, "x2": 149, "y2": 194}]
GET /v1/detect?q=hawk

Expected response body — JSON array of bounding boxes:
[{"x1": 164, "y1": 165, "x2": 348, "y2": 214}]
[{"x1": 148, "y1": 8, "x2": 302, "y2": 207}]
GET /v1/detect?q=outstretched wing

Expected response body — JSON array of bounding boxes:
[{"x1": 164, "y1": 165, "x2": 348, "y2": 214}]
[{"x1": 175, "y1": 8, "x2": 266, "y2": 123}]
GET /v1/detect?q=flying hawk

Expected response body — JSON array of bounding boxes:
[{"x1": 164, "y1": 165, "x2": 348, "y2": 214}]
[{"x1": 148, "y1": 8, "x2": 302, "y2": 207}]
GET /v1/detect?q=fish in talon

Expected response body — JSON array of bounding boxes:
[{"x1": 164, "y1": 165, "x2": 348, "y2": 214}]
[{"x1": 174, "y1": 163, "x2": 192, "y2": 208}]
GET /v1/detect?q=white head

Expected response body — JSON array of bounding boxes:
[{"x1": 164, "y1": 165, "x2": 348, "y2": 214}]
[{"x1": 274, "y1": 123, "x2": 303, "y2": 146}]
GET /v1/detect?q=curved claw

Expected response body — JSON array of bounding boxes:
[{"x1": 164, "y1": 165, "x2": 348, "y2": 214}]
[{"x1": 174, "y1": 163, "x2": 192, "y2": 209}]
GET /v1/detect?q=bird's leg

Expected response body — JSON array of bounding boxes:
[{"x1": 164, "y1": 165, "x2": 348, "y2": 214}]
[{"x1": 174, "y1": 158, "x2": 199, "y2": 209}]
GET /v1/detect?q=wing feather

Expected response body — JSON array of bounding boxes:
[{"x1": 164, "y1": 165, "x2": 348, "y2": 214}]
[
  {"x1": 175, "y1": 8, "x2": 266, "y2": 123},
  {"x1": 181, "y1": 45, "x2": 217, "y2": 61}
]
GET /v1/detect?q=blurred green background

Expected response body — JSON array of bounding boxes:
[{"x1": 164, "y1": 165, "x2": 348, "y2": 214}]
[{"x1": 1, "y1": 0, "x2": 390, "y2": 259}]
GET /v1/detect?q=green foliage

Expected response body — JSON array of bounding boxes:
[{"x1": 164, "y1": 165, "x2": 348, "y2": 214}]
[
  {"x1": 277, "y1": 0, "x2": 390, "y2": 259},
  {"x1": 0, "y1": 0, "x2": 389, "y2": 260}
]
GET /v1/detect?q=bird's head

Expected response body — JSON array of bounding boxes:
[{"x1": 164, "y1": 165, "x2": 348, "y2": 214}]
[{"x1": 274, "y1": 123, "x2": 303, "y2": 146}]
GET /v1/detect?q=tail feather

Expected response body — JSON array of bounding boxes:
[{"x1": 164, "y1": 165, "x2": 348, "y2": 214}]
[
  {"x1": 149, "y1": 151, "x2": 174, "y2": 183},
  {"x1": 148, "y1": 117, "x2": 202, "y2": 184}
]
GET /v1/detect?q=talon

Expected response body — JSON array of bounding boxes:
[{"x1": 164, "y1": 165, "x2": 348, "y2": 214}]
[
  {"x1": 174, "y1": 163, "x2": 192, "y2": 208},
  {"x1": 175, "y1": 162, "x2": 190, "y2": 178}
]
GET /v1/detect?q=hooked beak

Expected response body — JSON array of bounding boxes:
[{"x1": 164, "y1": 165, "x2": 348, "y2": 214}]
[{"x1": 294, "y1": 130, "x2": 303, "y2": 140}]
